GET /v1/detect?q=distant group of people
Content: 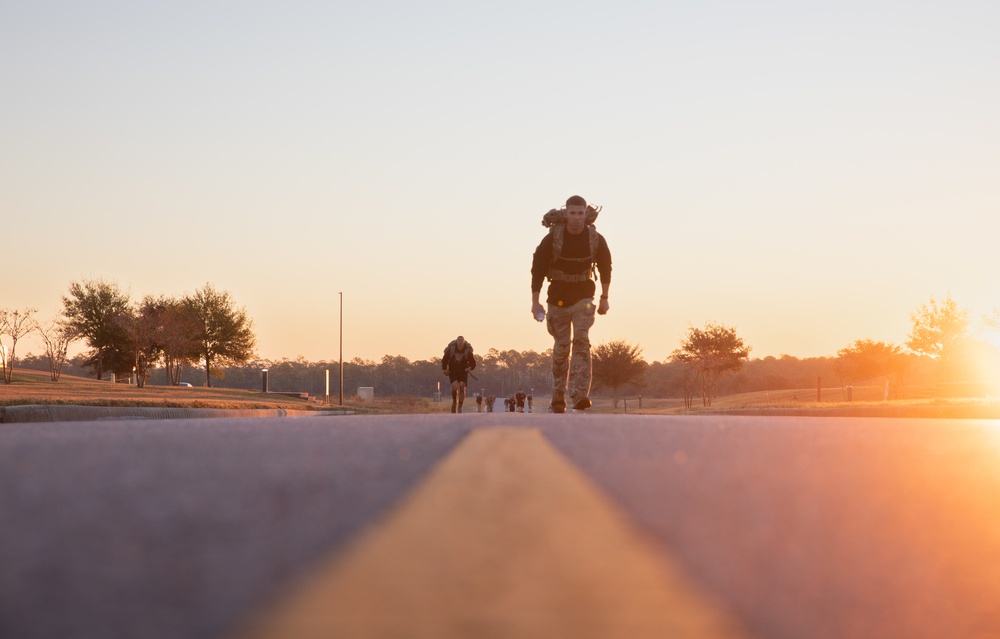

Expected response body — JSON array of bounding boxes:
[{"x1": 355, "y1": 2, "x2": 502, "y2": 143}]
[
  {"x1": 442, "y1": 194, "x2": 612, "y2": 415},
  {"x1": 475, "y1": 394, "x2": 490, "y2": 412},
  {"x1": 467, "y1": 391, "x2": 534, "y2": 413},
  {"x1": 500, "y1": 390, "x2": 532, "y2": 413},
  {"x1": 458, "y1": 389, "x2": 534, "y2": 413}
]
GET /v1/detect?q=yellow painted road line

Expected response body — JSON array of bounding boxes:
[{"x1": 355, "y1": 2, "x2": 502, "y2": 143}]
[{"x1": 236, "y1": 427, "x2": 751, "y2": 639}]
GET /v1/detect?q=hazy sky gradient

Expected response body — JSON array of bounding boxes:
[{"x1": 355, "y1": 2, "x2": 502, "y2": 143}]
[{"x1": 4, "y1": 1, "x2": 998, "y2": 364}]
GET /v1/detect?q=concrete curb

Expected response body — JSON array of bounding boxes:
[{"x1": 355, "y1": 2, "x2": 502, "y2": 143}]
[{"x1": 0, "y1": 405, "x2": 354, "y2": 423}]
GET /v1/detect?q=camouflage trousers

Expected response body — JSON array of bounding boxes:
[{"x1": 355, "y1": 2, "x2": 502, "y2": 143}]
[{"x1": 546, "y1": 297, "x2": 596, "y2": 404}]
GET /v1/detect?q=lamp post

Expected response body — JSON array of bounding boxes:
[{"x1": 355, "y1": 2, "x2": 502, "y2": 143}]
[{"x1": 339, "y1": 291, "x2": 344, "y2": 406}]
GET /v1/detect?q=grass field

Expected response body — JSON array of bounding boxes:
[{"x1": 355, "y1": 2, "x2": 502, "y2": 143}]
[
  {"x1": 0, "y1": 368, "x2": 356, "y2": 412},
  {"x1": 623, "y1": 384, "x2": 1000, "y2": 419},
  {"x1": 2, "y1": 368, "x2": 998, "y2": 418}
]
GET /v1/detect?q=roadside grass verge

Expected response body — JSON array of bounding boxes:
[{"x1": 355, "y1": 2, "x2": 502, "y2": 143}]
[
  {"x1": 0, "y1": 369, "x2": 462, "y2": 415},
  {"x1": 0, "y1": 369, "x2": 334, "y2": 411},
  {"x1": 4, "y1": 369, "x2": 998, "y2": 417}
]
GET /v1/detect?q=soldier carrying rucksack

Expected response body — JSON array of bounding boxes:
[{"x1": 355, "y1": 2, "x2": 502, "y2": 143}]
[
  {"x1": 442, "y1": 335, "x2": 476, "y2": 413},
  {"x1": 530, "y1": 195, "x2": 612, "y2": 413}
]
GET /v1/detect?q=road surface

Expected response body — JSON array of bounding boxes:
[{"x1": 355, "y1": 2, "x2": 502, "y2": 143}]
[{"x1": 3, "y1": 413, "x2": 1000, "y2": 638}]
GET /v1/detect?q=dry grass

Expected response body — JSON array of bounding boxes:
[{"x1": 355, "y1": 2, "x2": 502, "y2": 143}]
[
  {"x1": 623, "y1": 385, "x2": 1000, "y2": 419},
  {"x1": 0, "y1": 368, "x2": 338, "y2": 411},
  {"x1": 0, "y1": 369, "x2": 469, "y2": 415},
  {"x1": 5, "y1": 369, "x2": 998, "y2": 418},
  {"x1": 0, "y1": 372, "x2": 550, "y2": 416}
]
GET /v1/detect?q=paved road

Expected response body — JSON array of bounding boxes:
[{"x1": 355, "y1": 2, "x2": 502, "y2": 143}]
[{"x1": 3, "y1": 413, "x2": 1000, "y2": 638}]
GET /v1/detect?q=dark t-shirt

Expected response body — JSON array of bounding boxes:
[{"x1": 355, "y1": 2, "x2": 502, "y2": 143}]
[{"x1": 531, "y1": 228, "x2": 612, "y2": 307}]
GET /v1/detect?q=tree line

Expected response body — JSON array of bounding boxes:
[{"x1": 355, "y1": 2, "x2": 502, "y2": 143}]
[
  {"x1": 2, "y1": 279, "x2": 255, "y2": 387},
  {"x1": 4, "y1": 285, "x2": 998, "y2": 405}
]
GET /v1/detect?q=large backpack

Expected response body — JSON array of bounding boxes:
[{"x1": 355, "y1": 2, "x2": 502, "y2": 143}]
[
  {"x1": 444, "y1": 340, "x2": 474, "y2": 366},
  {"x1": 541, "y1": 205, "x2": 601, "y2": 283}
]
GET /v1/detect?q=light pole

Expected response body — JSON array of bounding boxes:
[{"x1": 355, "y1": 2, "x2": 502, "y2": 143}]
[{"x1": 339, "y1": 291, "x2": 344, "y2": 405}]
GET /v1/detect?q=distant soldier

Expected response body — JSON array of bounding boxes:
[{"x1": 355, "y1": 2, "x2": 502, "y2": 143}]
[
  {"x1": 515, "y1": 389, "x2": 526, "y2": 413},
  {"x1": 442, "y1": 336, "x2": 476, "y2": 413},
  {"x1": 527, "y1": 393, "x2": 533, "y2": 413}
]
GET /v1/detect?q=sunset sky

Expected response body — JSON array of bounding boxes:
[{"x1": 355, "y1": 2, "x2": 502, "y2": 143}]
[{"x1": 3, "y1": 1, "x2": 998, "y2": 365}]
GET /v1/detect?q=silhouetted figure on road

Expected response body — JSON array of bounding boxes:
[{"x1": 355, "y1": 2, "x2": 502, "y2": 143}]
[
  {"x1": 531, "y1": 195, "x2": 612, "y2": 413},
  {"x1": 442, "y1": 336, "x2": 476, "y2": 413}
]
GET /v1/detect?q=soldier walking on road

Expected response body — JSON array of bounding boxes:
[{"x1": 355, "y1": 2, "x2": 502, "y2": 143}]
[
  {"x1": 531, "y1": 195, "x2": 612, "y2": 413},
  {"x1": 442, "y1": 336, "x2": 476, "y2": 413}
]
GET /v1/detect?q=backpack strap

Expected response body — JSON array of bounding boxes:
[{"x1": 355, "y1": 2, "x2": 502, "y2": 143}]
[{"x1": 444, "y1": 340, "x2": 472, "y2": 365}]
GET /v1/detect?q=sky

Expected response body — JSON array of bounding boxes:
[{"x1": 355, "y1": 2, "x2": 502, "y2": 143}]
[{"x1": 3, "y1": 0, "x2": 998, "y2": 365}]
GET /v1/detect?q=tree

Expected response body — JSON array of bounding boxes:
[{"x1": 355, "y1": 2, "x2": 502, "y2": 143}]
[
  {"x1": 185, "y1": 284, "x2": 257, "y2": 387},
  {"x1": 116, "y1": 296, "x2": 172, "y2": 388},
  {"x1": 483, "y1": 348, "x2": 517, "y2": 397},
  {"x1": 377, "y1": 354, "x2": 413, "y2": 395},
  {"x1": 0, "y1": 308, "x2": 39, "y2": 383},
  {"x1": 591, "y1": 340, "x2": 648, "y2": 408},
  {"x1": 36, "y1": 317, "x2": 76, "y2": 382},
  {"x1": 156, "y1": 296, "x2": 202, "y2": 385},
  {"x1": 351, "y1": 357, "x2": 378, "y2": 389},
  {"x1": 524, "y1": 349, "x2": 551, "y2": 394},
  {"x1": 670, "y1": 323, "x2": 751, "y2": 407},
  {"x1": 834, "y1": 339, "x2": 906, "y2": 386},
  {"x1": 906, "y1": 295, "x2": 970, "y2": 382},
  {"x1": 62, "y1": 279, "x2": 132, "y2": 380},
  {"x1": 676, "y1": 363, "x2": 700, "y2": 409}
]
